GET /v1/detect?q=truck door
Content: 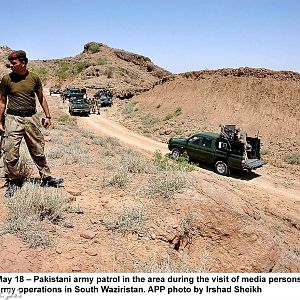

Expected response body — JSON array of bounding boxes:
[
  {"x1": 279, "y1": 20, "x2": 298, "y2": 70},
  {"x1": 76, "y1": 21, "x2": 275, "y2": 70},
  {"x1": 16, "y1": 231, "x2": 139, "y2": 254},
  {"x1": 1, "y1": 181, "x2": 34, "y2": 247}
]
[
  {"x1": 197, "y1": 137, "x2": 215, "y2": 162},
  {"x1": 186, "y1": 136, "x2": 202, "y2": 159}
]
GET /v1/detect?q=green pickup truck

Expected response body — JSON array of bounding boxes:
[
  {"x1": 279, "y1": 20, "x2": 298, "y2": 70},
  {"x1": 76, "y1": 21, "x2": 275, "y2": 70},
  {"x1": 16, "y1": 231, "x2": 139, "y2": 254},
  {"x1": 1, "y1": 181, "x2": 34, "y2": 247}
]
[
  {"x1": 68, "y1": 93, "x2": 90, "y2": 116},
  {"x1": 168, "y1": 125, "x2": 266, "y2": 175}
]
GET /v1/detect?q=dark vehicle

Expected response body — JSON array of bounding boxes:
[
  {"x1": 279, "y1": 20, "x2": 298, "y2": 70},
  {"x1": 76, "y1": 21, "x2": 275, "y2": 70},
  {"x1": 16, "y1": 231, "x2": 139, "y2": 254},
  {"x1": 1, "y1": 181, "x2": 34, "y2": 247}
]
[
  {"x1": 49, "y1": 86, "x2": 61, "y2": 95},
  {"x1": 168, "y1": 125, "x2": 266, "y2": 176},
  {"x1": 94, "y1": 89, "x2": 113, "y2": 107},
  {"x1": 68, "y1": 93, "x2": 90, "y2": 116},
  {"x1": 62, "y1": 87, "x2": 86, "y2": 101}
]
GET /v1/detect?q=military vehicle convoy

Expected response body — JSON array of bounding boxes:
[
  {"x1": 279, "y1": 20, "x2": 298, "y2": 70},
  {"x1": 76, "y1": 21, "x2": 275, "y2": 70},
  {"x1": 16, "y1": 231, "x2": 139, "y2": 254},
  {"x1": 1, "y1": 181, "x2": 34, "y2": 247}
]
[
  {"x1": 68, "y1": 93, "x2": 90, "y2": 116},
  {"x1": 49, "y1": 86, "x2": 61, "y2": 95},
  {"x1": 62, "y1": 87, "x2": 87, "y2": 101},
  {"x1": 93, "y1": 89, "x2": 113, "y2": 107},
  {"x1": 168, "y1": 125, "x2": 266, "y2": 175}
]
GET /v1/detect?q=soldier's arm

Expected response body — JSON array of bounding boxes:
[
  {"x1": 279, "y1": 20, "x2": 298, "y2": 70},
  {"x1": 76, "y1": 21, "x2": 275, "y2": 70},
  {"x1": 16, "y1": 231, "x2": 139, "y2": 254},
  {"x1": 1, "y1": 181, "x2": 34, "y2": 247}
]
[
  {"x1": 36, "y1": 91, "x2": 51, "y2": 128},
  {"x1": 0, "y1": 95, "x2": 7, "y2": 132}
]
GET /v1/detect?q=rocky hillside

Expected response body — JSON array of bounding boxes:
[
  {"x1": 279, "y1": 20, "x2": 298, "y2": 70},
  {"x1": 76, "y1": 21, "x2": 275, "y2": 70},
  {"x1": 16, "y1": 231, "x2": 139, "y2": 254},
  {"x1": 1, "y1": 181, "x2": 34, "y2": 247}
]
[{"x1": 0, "y1": 42, "x2": 172, "y2": 99}]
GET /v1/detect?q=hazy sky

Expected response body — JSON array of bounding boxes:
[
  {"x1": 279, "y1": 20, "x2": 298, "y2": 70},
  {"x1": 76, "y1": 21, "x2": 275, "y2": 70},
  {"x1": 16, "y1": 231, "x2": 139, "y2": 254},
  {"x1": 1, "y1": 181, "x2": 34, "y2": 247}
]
[{"x1": 1, "y1": 0, "x2": 299, "y2": 73}]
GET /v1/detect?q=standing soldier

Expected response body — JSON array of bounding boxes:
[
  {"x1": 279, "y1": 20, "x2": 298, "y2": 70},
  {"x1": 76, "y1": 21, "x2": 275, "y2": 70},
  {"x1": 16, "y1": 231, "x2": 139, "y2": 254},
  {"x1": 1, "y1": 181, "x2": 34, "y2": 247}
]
[{"x1": 0, "y1": 50, "x2": 63, "y2": 197}]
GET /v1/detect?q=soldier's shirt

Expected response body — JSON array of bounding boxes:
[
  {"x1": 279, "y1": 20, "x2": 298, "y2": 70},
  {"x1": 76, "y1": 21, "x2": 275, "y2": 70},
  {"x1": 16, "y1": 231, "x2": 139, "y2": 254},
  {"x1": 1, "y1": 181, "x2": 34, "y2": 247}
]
[{"x1": 0, "y1": 72, "x2": 43, "y2": 111}]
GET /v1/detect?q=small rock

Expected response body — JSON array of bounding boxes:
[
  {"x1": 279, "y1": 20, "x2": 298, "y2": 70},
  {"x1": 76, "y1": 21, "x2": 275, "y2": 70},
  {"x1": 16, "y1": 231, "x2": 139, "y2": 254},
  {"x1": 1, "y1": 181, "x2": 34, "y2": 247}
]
[
  {"x1": 44, "y1": 136, "x2": 52, "y2": 142},
  {"x1": 85, "y1": 249, "x2": 98, "y2": 256},
  {"x1": 56, "y1": 248, "x2": 62, "y2": 254},
  {"x1": 68, "y1": 190, "x2": 82, "y2": 196},
  {"x1": 72, "y1": 266, "x2": 82, "y2": 272},
  {"x1": 90, "y1": 218, "x2": 98, "y2": 224},
  {"x1": 80, "y1": 230, "x2": 96, "y2": 239},
  {"x1": 150, "y1": 234, "x2": 156, "y2": 240}
]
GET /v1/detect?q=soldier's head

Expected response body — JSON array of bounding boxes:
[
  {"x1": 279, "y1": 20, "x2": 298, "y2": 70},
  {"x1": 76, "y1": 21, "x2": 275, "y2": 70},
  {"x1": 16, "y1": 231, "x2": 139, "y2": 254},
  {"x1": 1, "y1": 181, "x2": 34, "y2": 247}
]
[{"x1": 7, "y1": 50, "x2": 28, "y2": 74}]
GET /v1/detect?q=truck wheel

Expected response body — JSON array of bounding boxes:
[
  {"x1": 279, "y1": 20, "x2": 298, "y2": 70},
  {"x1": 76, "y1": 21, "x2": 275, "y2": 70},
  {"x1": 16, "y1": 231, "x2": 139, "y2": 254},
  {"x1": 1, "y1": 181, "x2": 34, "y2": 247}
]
[
  {"x1": 171, "y1": 148, "x2": 181, "y2": 160},
  {"x1": 215, "y1": 161, "x2": 229, "y2": 176}
]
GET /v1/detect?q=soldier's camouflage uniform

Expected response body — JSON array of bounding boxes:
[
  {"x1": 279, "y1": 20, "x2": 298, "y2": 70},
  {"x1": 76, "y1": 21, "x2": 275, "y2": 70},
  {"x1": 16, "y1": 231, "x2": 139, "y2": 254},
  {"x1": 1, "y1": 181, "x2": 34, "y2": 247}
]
[{"x1": 3, "y1": 114, "x2": 51, "y2": 179}]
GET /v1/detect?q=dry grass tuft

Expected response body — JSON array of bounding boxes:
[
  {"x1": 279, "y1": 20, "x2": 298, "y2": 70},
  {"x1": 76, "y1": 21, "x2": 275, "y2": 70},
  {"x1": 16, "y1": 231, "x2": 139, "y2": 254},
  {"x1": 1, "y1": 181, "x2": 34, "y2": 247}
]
[
  {"x1": 2, "y1": 182, "x2": 68, "y2": 247},
  {"x1": 144, "y1": 170, "x2": 189, "y2": 199},
  {"x1": 103, "y1": 205, "x2": 146, "y2": 233}
]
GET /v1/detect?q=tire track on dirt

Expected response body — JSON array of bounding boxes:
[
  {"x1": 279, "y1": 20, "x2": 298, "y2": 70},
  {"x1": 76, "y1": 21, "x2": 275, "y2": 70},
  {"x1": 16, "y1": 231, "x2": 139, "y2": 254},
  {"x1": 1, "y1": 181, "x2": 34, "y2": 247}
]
[{"x1": 78, "y1": 114, "x2": 169, "y2": 155}]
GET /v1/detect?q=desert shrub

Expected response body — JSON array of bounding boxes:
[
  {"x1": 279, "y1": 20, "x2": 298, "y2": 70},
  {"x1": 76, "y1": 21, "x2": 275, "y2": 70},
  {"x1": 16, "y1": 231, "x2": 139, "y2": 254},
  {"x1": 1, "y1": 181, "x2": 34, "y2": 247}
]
[
  {"x1": 102, "y1": 136, "x2": 121, "y2": 148},
  {"x1": 164, "y1": 107, "x2": 182, "y2": 121},
  {"x1": 122, "y1": 102, "x2": 138, "y2": 115},
  {"x1": 89, "y1": 43, "x2": 101, "y2": 53},
  {"x1": 31, "y1": 67, "x2": 48, "y2": 84},
  {"x1": 91, "y1": 136, "x2": 105, "y2": 146},
  {"x1": 100, "y1": 136, "x2": 122, "y2": 156},
  {"x1": 80, "y1": 129, "x2": 96, "y2": 139},
  {"x1": 106, "y1": 67, "x2": 114, "y2": 78},
  {"x1": 106, "y1": 165, "x2": 129, "y2": 188},
  {"x1": 174, "y1": 127, "x2": 184, "y2": 135},
  {"x1": 144, "y1": 170, "x2": 188, "y2": 199},
  {"x1": 153, "y1": 150, "x2": 196, "y2": 172},
  {"x1": 96, "y1": 57, "x2": 107, "y2": 65},
  {"x1": 179, "y1": 211, "x2": 199, "y2": 236},
  {"x1": 120, "y1": 149, "x2": 155, "y2": 174},
  {"x1": 133, "y1": 254, "x2": 194, "y2": 273},
  {"x1": 3, "y1": 182, "x2": 68, "y2": 246},
  {"x1": 56, "y1": 61, "x2": 69, "y2": 81},
  {"x1": 72, "y1": 61, "x2": 89, "y2": 74},
  {"x1": 63, "y1": 143, "x2": 91, "y2": 165},
  {"x1": 284, "y1": 152, "x2": 300, "y2": 165},
  {"x1": 46, "y1": 147, "x2": 65, "y2": 160},
  {"x1": 260, "y1": 148, "x2": 271, "y2": 156},
  {"x1": 141, "y1": 114, "x2": 159, "y2": 126},
  {"x1": 104, "y1": 205, "x2": 146, "y2": 233},
  {"x1": 58, "y1": 114, "x2": 77, "y2": 127}
]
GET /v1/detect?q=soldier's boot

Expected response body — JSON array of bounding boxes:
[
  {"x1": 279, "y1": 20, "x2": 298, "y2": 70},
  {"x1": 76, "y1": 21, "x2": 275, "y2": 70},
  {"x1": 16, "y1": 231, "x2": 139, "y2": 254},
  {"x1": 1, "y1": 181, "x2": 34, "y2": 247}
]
[
  {"x1": 42, "y1": 176, "x2": 64, "y2": 188},
  {"x1": 4, "y1": 179, "x2": 23, "y2": 198}
]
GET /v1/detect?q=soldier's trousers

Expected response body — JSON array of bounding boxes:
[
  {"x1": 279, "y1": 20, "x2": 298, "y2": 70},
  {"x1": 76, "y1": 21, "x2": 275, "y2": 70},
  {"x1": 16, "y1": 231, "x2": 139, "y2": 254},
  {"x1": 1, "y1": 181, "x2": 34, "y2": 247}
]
[{"x1": 3, "y1": 115, "x2": 51, "y2": 180}]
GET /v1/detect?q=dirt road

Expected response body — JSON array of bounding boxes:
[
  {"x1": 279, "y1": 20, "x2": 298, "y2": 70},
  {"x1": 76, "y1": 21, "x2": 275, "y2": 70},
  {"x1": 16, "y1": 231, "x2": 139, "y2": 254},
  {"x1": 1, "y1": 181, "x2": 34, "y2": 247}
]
[{"x1": 78, "y1": 114, "x2": 169, "y2": 155}]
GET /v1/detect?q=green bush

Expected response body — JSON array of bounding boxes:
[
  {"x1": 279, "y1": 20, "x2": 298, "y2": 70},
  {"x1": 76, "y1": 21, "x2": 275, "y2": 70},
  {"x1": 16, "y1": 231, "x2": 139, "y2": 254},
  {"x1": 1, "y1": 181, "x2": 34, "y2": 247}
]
[
  {"x1": 122, "y1": 102, "x2": 137, "y2": 114},
  {"x1": 56, "y1": 61, "x2": 69, "y2": 81},
  {"x1": 284, "y1": 152, "x2": 300, "y2": 165},
  {"x1": 58, "y1": 114, "x2": 77, "y2": 126},
  {"x1": 96, "y1": 57, "x2": 107, "y2": 65},
  {"x1": 153, "y1": 150, "x2": 196, "y2": 172},
  {"x1": 164, "y1": 107, "x2": 182, "y2": 121},
  {"x1": 89, "y1": 44, "x2": 101, "y2": 53},
  {"x1": 31, "y1": 67, "x2": 48, "y2": 84},
  {"x1": 141, "y1": 114, "x2": 159, "y2": 126},
  {"x1": 72, "y1": 61, "x2": 89, "y2": 74},
  {"x1": 174, "y1": 127, "x2": 184, "y2": 135}
]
